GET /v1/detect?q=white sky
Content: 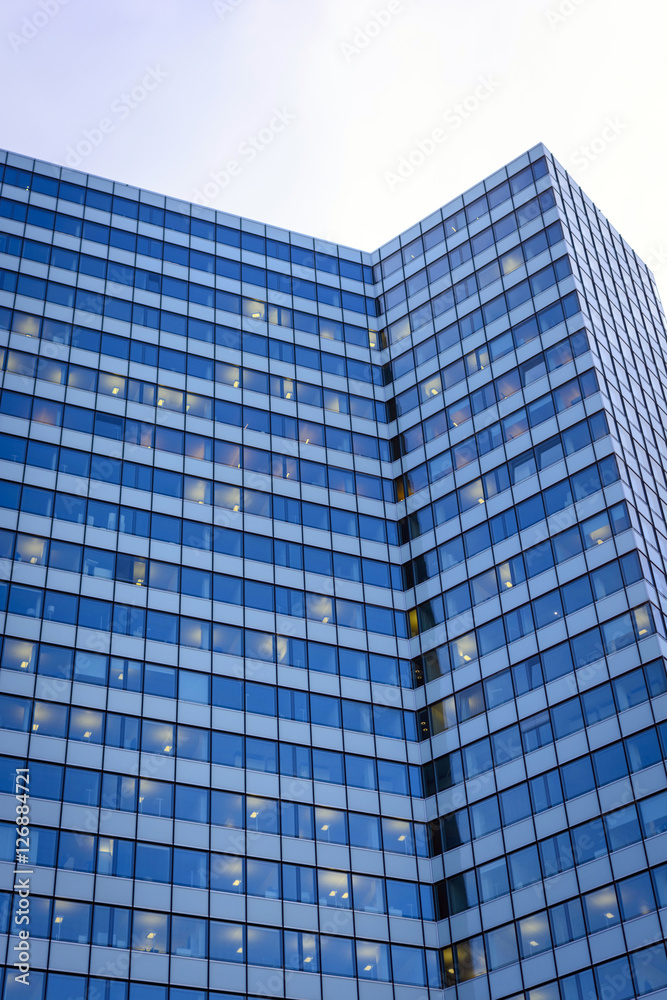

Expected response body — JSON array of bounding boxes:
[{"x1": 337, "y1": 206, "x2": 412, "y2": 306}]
[{"x1": 1, "y1": 0, "x2": 666, "y2": 298}]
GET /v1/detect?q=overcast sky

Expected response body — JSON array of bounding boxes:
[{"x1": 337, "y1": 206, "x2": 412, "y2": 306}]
[{"x1": 1, "y1": 0, "x2": 665, "y2": 296}]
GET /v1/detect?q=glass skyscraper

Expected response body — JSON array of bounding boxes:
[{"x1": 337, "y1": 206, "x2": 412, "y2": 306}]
[{"x1": 0, "y1": 141, "x2": 667, "y2": 1000}]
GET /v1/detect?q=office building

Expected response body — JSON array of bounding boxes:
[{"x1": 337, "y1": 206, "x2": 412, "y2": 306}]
[{"x1": 0, "y1": 143, "x2": 667, "y2": 999}]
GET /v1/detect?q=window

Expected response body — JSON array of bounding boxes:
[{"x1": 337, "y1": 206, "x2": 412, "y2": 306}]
[
  {"x1": 138, "y1": 779, "x2": 173, "y2": 818},
  {"x1": 618, "y1": 871, "x2": 655, "y2": 920},
  {"x1": 540, "y1": 831, "x2": 573, "y2": 877},
  {"x1": 627, "y1": 729, "x2": 661, "y2": 772},
  {"x1": 551, "y1": 698, "x2": 583, "y2": 738},
  {"x1": 318, "y1": 869, "x2": 351, "y2": 908},
  {"x1": 584, "y1": 886, "x2": 620, "y2": 933},
  {"x1": 246, "y1": 796, "x2": 278, "y2": 833},
  {"x1": 446, "y1": 871, "x2": 477, "y2": 914},
  {"x1": 477, "y1": 858, "x2": 510, "y2": 902},
  {"x1": 582, "y1": 682, "x2": 615, "y2": 724},
  {"x1": 530, "y1": 770, "x2": 563, "y2": 813},
  {"x1": 509, "y1": 845, "x2": 540, "y2": 889},
  {"x1": 562, "y1": 758, "x2": 595, "y2": 799},
  {"x1": 92, "y1": 905, "x2": 130, "y2": 950},
  {"x1": 485, "y1": 924, "x2": 518, "y2": 971},
  {"x1": 58, "y1": 832, "x2": 95, "y2": 872},
  {"x1": 629, "y1": 945, "x2": 667, "y2": 995},
  {"x1": 349, "y1": 813, "x2": 381, "y2": 850},
  {"x1": 210, "y1": 921, "x2": 244, "y2": 964},
  {"x1": 283, "y1": 864, "x2": 316, "y2": 903},
  {"x1": 356, "y1": 940, "x2": 390, "y2": 981},
  {"x1": 463, "y1": 738, "x2": 492, "y2": 777},
  {"x1": 392, "y1": 944, "x2": 427, "y2": 986},
  {"x1": 171, "y1": 915, "x2": 207, "y2": 959},
  {"x1": 321, "y1": 935, "x2": 355, "y2": 978},
  {"x1": 517, "y1": 910, "x2": 551, "y2": 958},
  {"x1": 499, "y1": 784, "x2": 531, "y2": 825},
  {"x1": 550, "y1": 898, "x2": 585, "y2": 945},
  {"x1": 573, "y1": 818, "x2": 606, "y2": 864},
  {"x1": 247, "y1": 927, "x2": 283, "y2": 968},
  {"x1": 281, "y1": 802, "x2": 314, "y2": 840},
  {"x1": 387, "y1": 880, "x2": 420, "y2": 918},
  {"x1": 345, "y1": 755, "x2": 375, "y2": 789},
  {"x1": 382, "y1": 818, "x2": 413, "y2": 854},
  {"x1": 246, "y1": 682, "x2": 276, "y2": 717},
  {"x1": 51, "y1": 900, "x2": 91, "y2": 944},
  {"x1": 175, "y1": 785, "x2": 208, "y2": 823},
  {"x1": 470, "y1": 797, "x2": 500, "y2": 838},
  {"x1": 247, "y1": 859, "x2": 280, "y2": 899},
  {"x1": 457, "y1": 683, "x2": 484, "y2": 721},
  {"x1": 33, "y1": 701, "x2": 68, "y2": 739},
  {"x1": 135, "y1": 843, "x2": 171, "y2": 883},
  {"x1": 639, "y1": 791, "x2": 667, "y2": 838},
  {"x1": 605, "y1": 804, "x2": 642, "y2": 849},
  {"x1": 352, "y1": 874, "x2": 385, "y2": 914},
  {"x1": 285, "y1": 930, "x2": 320, "y2": 973},
  {"x1": 173, "y1": 848, "x2": 208, "y2": 889}
]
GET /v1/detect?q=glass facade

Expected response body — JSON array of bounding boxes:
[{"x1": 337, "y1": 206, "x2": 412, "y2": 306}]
[{"x1": 0, "y1": 142, "x2": 666, "y2": 999}]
